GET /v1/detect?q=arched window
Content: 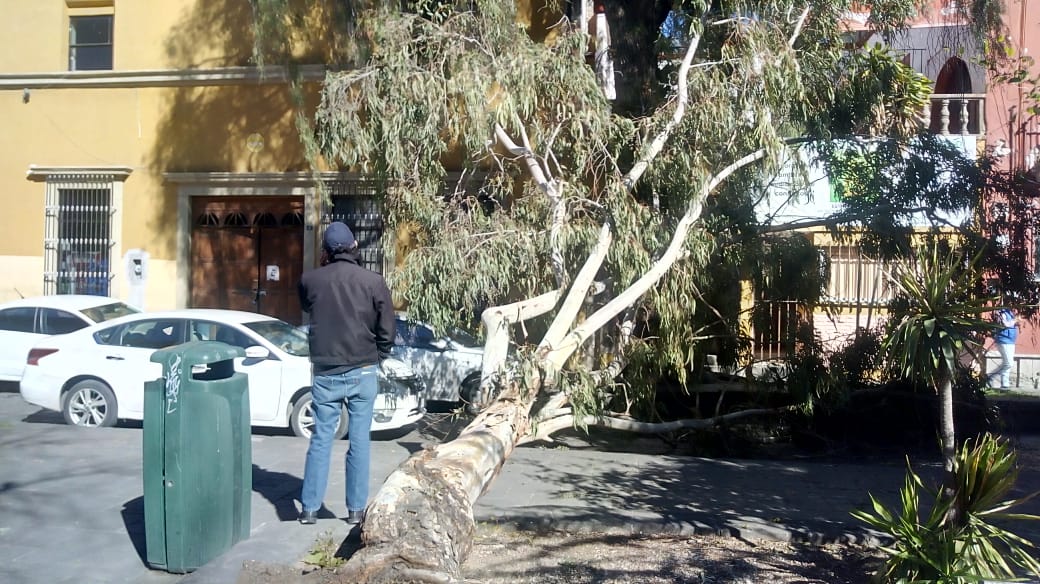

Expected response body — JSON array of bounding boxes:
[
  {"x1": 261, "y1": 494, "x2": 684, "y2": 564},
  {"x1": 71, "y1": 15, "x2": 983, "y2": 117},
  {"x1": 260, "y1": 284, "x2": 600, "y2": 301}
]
[
  {"x1": 930, "y1": 57, "x2": 976, "y2": 135},
  {"x1": 195, "y1": 213, "x2": 219, "y2": 227},
  {"x1": 253, "y1": 212, "x2": 278, "y2": 227},
  {"x1": 281, "y1": 211, "x2": 305, "y2": 226},
  {"x1": 223, "y1": 212, "x2": 248, "y2": 227}
]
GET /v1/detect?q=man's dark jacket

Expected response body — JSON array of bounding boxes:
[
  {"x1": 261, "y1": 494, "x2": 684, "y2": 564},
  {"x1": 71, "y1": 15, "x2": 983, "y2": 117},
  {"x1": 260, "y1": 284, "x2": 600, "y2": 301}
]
[{"x1": 297, "y1": 250, "x2": 395, "y2": 369}]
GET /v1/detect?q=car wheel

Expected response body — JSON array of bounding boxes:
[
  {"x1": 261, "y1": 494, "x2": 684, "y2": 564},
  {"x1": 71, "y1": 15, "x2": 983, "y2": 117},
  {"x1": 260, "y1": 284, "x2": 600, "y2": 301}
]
[
  {"x1": 290, "y1": 394, "x2": 348, "y2": 440},
  {"x1": 460, "y1": 373, "x2": 483, "y2": 415},
  {"x1": 62, "y1": 380, "x2": 118, "y2": 428}
]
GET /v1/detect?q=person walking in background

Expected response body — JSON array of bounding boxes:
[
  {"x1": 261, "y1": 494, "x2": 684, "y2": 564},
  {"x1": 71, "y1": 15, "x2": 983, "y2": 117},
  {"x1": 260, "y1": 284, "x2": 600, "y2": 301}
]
[
  {"x1": 297, "y1": 221, "x2": 396, "y2": 525},
  {"x1": 990, "y1": 307, "x2": 1019, "y2": 390}
]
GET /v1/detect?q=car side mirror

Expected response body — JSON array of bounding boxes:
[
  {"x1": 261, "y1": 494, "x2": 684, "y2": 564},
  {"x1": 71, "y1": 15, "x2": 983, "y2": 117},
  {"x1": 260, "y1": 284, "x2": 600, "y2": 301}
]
[{"x1": 245, "y1": 346, "x2": 270, "y2": 360}]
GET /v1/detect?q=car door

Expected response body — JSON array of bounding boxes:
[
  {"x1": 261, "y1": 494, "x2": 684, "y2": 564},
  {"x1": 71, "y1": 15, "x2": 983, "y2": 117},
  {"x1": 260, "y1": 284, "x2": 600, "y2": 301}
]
[
  {"x1": 393, "y1": 320, "x2": 464, "y2": 401},
  {"x1": 0, "y1": 307, "x2": 41, "y2": 380},
  {"x1": 91, "y1": 318, "x2": 189, "y2": 417},
  {"x1": 190, "y1": 320, "x2": 283, "y2": 422}
]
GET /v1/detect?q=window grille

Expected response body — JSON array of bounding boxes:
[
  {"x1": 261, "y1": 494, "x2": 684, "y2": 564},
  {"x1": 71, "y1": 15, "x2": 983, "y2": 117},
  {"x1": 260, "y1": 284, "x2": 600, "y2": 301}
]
[
  {"x1": 821, "y1": 244, "x2": 893, "y2": 307},
  {"x1": 325, "y1": 179, "x2": 385, "y2": 274},
  {"x1": 44, "y1": 175, "x2": 115, "y2": 296}
]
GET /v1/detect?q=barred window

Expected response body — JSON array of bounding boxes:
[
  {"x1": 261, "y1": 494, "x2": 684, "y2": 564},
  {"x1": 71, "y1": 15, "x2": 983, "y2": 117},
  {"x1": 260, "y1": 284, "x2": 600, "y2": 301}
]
[
  {"x1": 55, "y1": 186, "x2": 111, "y2": 295},
  {"x1": 325, "y1": 179, "x2": 385, "y2": 274},
  {"x1": 30, "y1": 167, "x2": 131, "y2": 297},
  {"x1": 821, "y1": 244, "x2": 893, "y2": 307}
]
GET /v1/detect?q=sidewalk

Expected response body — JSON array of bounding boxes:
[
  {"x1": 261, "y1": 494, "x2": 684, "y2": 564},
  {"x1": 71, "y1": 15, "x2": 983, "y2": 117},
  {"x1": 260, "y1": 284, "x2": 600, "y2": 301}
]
[{"x1": 180, "y1": 428, "x2": 1040, "y2": 583}]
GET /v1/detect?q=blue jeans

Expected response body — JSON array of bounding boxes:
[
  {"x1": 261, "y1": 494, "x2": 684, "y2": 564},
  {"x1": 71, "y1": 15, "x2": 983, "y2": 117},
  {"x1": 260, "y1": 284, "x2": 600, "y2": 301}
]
[
  {"x1": 300, "y1": 365, "x2": 378, "y2": 514},
  {"x1": 992, "y1": 342, "x2": 1016, "y2": 388}
]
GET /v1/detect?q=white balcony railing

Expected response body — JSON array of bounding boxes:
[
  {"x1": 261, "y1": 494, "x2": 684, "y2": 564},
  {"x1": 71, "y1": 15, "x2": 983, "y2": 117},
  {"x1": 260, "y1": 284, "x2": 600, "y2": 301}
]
[{"x1": 924, "y1": 93, "x2": 986, "y2": 136}]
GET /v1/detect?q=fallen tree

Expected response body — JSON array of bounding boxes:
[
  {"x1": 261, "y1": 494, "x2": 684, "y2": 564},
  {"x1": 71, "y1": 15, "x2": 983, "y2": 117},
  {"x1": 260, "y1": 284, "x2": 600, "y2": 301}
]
[{"x1": 248, "y1": 1, "x2": 1001, "y2": 581}]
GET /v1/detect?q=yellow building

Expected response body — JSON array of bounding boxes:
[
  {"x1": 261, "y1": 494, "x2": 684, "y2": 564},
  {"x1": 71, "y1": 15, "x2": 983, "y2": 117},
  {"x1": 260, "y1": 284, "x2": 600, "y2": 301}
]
[
  {"x1": 0, "y1": 0, "x2": 355, "y2": 324},
  {"x1": 0, "y1": 1, "x2": 591, "y2": 327}
]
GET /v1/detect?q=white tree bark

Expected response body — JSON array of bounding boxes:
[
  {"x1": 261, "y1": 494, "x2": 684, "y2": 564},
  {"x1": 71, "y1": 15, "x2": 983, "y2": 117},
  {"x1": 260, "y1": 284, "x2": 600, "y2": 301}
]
[
  {"x1": 479, "y1": 289, "x2": 562, "y2": 400},
  {"x1": 538, "y1": 222, "x2": 613, "y2": 382},
  {"x1": 521, "y1": 407, "x2": 791, "y2": 445},
  {"x1": 340, "y1": 381, "x2": 540, "y2": 583},
  {"x1": 544, "y1": 147, "x2": 769, "y2": 372}
]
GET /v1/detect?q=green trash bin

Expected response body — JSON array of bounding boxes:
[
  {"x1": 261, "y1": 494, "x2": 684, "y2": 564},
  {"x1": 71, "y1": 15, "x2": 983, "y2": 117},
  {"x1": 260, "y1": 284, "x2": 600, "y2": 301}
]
[{"x1": 143, "y1": 341, "x2": 251, "y2": 573}]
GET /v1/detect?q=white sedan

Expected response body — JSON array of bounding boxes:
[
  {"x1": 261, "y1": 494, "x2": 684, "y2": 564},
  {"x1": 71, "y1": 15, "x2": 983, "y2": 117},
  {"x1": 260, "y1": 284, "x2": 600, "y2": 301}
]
[
  {"x1": 0, "y1": 295, "x2": 138, "y2": 381},
  {"x1": 19, "y1": 309, "x2": 425, "y2": 438}
]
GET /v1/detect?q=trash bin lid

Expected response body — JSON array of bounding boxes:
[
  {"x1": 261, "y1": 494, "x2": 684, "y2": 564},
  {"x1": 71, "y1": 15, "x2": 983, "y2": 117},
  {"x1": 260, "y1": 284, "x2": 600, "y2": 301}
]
[{"x1": 150, "y1": 340, "x2": 245, "y2": 368}]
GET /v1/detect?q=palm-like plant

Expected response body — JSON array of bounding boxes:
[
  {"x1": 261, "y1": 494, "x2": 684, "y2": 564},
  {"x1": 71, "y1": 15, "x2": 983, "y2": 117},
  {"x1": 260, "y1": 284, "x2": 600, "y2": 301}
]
[
  {"x1": 882, "y1": 245, "x2": 997, "y2": 481},
  {"x1": 853, "y1": 433, "x2": 1040, "y2": 583}
]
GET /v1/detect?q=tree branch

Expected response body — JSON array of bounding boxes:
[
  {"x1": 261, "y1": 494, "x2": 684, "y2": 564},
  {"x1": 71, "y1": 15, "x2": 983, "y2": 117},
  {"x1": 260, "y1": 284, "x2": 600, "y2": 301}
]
[
  {"x1": 538, "y1": 223, "x2": 613, "y2": 365},
  {"x1": 520, "y1": 406, "x2": 792, "y2": 445},
  {"x1": 623, "y1": 18, "x2": 703, "y2": 192},
  {"x1": 788, "y1": 6, "x2": 811, "y2": 47},
  {"x1": 543, "y1": 147, "x2": 771, "y2": 371},
  {"x1": 494, "y1": 122, "x2": 568, "y2": 286},
  {"x1": 478, "y1": 289, "x2": 562, "y2": 404}
]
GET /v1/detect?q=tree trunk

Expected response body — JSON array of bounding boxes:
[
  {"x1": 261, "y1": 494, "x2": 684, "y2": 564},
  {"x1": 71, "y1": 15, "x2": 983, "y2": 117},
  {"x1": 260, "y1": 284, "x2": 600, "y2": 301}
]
[
  {"x1": 328, "y1": 380, "x2": 539, "y2": 583},
  {"x1": 939, "y1": 375, "x2": 956, "y2": 476},
  {"x1": 938, "y1": 373, "x2": 961, "y2": 527}
]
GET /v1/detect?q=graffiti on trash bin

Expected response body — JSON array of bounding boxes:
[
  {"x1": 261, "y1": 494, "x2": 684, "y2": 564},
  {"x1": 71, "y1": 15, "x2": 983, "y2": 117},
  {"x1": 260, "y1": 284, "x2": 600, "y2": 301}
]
[{"x1": 165, "y1": 355, "x2": 182, "y2": 414}]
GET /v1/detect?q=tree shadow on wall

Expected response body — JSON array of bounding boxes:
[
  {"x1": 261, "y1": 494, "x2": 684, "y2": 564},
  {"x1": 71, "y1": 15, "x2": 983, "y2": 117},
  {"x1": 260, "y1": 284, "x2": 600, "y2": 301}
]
[{"x1": 147, "y1": 0, "x2": 331, "y2": 253}]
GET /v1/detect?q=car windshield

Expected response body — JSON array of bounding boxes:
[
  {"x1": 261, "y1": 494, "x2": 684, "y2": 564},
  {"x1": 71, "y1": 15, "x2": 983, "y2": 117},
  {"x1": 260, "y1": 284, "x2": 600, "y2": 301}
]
[
  {"x1": 80, "y1": 302, "x2": 139, "y2": 323},
  {"x1": 244, "y1": 320, "x2": 309, "y2": 356}
]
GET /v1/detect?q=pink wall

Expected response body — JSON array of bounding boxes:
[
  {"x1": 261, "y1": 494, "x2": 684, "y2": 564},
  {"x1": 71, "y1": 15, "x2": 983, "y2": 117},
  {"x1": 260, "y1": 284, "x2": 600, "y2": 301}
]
[{"x1": 985, "y1": 0, "x2": 1040, "y2": 173}]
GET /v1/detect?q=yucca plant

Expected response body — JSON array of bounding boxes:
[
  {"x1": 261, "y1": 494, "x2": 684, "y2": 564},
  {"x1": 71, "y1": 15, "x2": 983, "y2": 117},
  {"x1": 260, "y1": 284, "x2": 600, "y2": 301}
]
[
  {"x1": 882, "y1": 244, "x2": 997, "y2": 479},
  {"x1": 853, "y1": 433, "x2": 1040, "y2": 583}
]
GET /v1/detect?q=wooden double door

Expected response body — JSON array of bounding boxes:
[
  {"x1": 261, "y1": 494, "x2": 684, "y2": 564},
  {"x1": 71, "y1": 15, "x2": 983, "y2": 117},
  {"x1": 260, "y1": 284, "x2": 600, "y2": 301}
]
[{"x1": 190, "y1": 197, "x2": 305, "y2": 325}]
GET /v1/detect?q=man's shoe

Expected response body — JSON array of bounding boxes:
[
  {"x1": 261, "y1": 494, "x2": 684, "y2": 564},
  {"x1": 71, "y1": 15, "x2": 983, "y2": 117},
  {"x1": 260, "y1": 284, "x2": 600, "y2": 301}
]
[
  {"x1": 299, "y1": 510, "x2": 318, "y2": 525},
  {"x1": 346, "y1": 510, "x2": 364, "y2": 525}
]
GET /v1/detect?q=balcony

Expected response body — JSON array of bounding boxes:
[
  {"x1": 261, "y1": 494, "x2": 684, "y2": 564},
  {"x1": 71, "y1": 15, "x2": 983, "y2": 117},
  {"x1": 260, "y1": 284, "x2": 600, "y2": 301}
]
[{"x1": 924, "y1": 93, "x2": 986, "y2": 136}]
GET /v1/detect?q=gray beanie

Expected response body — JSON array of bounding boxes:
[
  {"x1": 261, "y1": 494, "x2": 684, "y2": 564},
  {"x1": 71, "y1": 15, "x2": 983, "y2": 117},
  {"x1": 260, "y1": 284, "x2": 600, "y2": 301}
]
[{"x1": 323, "y1": 221, "x2": 356, "y2": 252}]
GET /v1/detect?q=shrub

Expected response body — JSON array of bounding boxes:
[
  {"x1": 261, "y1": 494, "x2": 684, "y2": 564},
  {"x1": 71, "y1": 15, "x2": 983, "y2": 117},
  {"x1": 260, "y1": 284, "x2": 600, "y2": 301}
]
[
  {"x1": 852, "y1": 433, "x2": 1040, "y2": 583},
  {"x1": 829, "y1": 327, "x2": 884, "y2": 387}
]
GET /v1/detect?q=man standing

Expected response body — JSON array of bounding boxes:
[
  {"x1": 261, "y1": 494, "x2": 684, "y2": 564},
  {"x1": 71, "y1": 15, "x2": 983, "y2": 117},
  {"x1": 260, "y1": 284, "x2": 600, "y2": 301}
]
[
  {"x1": 297, "y1": 221, "x2": 395, "y2": 525},
  {"x1": 990, "y1": 307, "x2": 1019, "y2": 390}
]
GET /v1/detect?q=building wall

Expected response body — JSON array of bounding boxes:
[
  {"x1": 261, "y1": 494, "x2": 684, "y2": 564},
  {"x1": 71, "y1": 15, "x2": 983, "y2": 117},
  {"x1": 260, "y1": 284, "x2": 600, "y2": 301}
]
[
  {"x1": 0, "y1": 0, "x2": 319, "y2": 308},
  {"x1": 985, "y1": 0, "x2": 1040, "y2": 171},
  {"x1": 982, "y1": 0, "x2": 1040, "y2": 357}
]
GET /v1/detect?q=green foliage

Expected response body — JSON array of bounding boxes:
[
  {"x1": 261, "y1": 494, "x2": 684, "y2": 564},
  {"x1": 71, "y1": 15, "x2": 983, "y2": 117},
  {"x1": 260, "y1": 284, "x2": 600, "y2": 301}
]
[
  {"x1": 778, "y1": 322, "x2": 844, "y2": 414},
  {"x1": 303, "y1": 530, "x2": 346, "y2": 569},
  {"x1": 828, "y1": 326, "x2": 884, "y2": 387},
  {"x1": 882, "y1": 244, "x2": 996, "y2": 387},
  {"x1": 248, "y1": 0, "x2": 1013, "y2": 429},
  {"x1": 822, "y1": 45, "x2": 933, "y2": 139},
  {"x1": 853, "y1": 433, "x2": 1040, "y2": 583},
  {"x1": 815, "y1": 135, "x2": 982, "y2": 258},
  {"x1": 752, "y1": 234, "x2": 828, "y2": 303}
]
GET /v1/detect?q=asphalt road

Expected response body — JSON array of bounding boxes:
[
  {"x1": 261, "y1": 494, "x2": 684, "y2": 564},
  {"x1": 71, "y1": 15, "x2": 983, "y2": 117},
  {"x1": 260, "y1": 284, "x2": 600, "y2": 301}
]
[
  {"x1": 0, "y1": 384, "x2": 438, "y2": 584},
  {"x1": 4, "y1": 382, "x2": 1040, "y2": 584}
]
